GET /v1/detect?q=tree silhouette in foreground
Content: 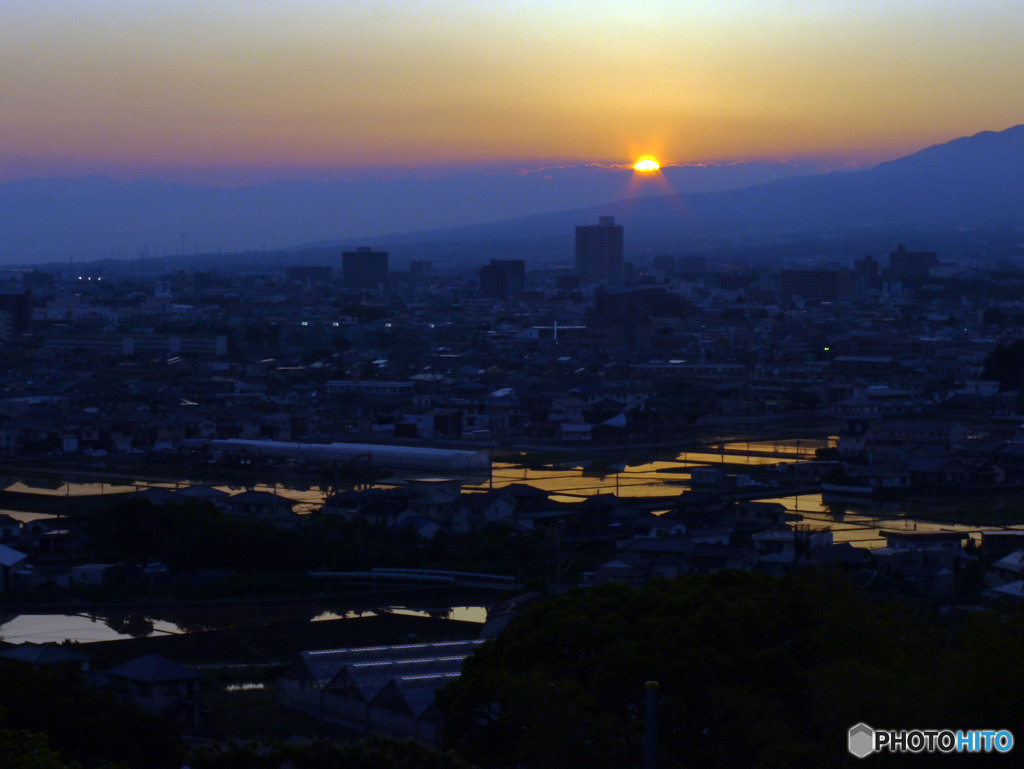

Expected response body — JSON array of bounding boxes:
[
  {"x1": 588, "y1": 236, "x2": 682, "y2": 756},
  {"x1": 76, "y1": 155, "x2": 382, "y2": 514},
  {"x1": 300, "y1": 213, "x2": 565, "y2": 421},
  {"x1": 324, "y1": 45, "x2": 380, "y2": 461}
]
[{"x1": 439, "y1": 571, "x2": 1024, "y2": 768}]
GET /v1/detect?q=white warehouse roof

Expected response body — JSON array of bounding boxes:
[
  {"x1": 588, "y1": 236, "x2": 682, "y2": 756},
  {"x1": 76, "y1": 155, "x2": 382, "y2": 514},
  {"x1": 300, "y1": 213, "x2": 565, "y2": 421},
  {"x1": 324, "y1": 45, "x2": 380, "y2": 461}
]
[{"x1": 209, "y1": 439, "x2": 489, "y2": 472}]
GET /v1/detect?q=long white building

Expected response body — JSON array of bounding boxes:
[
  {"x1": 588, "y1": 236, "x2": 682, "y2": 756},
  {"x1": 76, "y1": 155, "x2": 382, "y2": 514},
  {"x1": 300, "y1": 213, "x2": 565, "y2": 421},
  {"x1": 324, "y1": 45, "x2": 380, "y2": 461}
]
[{"x1": 208, "y1": 439, "x2": 489, "y2": 472}]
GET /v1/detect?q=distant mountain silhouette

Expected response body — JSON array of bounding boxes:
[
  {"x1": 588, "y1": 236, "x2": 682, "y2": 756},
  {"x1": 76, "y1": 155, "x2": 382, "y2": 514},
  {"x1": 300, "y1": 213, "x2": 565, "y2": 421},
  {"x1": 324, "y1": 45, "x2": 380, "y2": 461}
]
[
  {"x1": 0, "y1": 162, "x2": 811, "y2": 264},
  {"x1": 2, "y1": 126, "x2": 1022, "y2": 265},
  {"x1": 367, "y1": 125, "x2": 1024, "y2": 257}
]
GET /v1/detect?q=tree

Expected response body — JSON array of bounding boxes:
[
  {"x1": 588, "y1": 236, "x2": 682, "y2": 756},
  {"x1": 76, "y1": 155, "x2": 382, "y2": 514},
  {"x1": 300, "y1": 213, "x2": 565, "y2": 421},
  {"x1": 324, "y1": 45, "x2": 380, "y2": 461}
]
[
  {"x1": 0, "y1": 728, "x2": 82, "y2": 769},
  {"x1": 982, "y1": 337, "x2": 1024, "y2": 391},
  {"x1": 439, "y1": 572, "x2": 1024, "y2": 768},
  {"x1": 0, "y1": 664, "x2": 181, "y2": 769},
  {"x1": 982, "y1": 307, "x2": 1006, "y2": 328},
  {"x1": 189, "y1": 734, "x2": 477, "y2": 769}
]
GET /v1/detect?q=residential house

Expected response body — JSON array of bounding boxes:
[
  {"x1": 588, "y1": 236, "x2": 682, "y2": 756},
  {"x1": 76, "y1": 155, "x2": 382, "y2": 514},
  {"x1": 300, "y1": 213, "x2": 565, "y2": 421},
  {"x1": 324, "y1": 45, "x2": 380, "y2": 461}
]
[
  {"x1": 548, "y1": 397, "x2": 586, "y2": 423},
  {"x1": 174, "y1": 484, "x2": 231, "y2": 508},
  {"x1": 681, "y1": 543, "x2": 759, "y2": 574},
  {"x1": 752, "y1": 527, "x2": 832, "y2": 568},
  {"x1": 0, "y1": 642, "x2": 92, "y2": 671},
  {"x1": 0, "y1": 513, "x2": 22, "y2": 544},
  {"x1": 869, "y1": 530, "x2": 966, "y2": 599},
  {"x1": 980, "y1": 530, "x2": 1024, "y2": 567},
  {"x1": 452, "y1": 491, "x2": 517, "y2": 534},
  {"x1": 0, "y1": 543, "x2": 28, "y2": 591},
  {"x1": 227, "y1": 490, "x2": 299, "y2": 523},
  {"x1": 105, "y1": 653, "x2": 201, "y2": 726},
  {"x1": 988, "y1": 549, "x2": 1024, "y2": 587},
  {"x1": 861, "y1": 420, "x2": 969, "y2": 462},
  {"x1": 629, "y1": 513, "x2": 686, "y2": 539}
]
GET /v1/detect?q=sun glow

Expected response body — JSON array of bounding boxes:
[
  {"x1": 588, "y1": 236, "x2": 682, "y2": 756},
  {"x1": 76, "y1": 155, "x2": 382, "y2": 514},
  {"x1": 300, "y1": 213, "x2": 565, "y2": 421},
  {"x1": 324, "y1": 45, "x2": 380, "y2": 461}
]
[{"x1": 633, "y1": 157, "x2": 660, "y2": 172}]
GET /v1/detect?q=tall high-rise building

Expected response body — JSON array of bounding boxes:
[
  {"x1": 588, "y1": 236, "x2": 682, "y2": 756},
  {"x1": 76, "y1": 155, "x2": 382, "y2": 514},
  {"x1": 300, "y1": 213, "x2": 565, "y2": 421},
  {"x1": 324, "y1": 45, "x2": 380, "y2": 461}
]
[
  {"x1": 342, "y1": 247, "x2": 389, "y2": 291},
  {"x1": 409, "y1": 260, "x2": 433, "y2": 279},
  {"x1": 781, "y1": 269, "x2": 839, "y2": 303},
  {"x1": 575, "y1": 215, "x2": 623, "y2": 286},
  {"x1": 853, "y1": 255, "x2": 881, "y2": 294},
  {"x1": 0, "y1": 291, "x2": 32, "y2": 336},
  {"x1": 479, "y1": 259, "x2": 525, "y2": 300},
  {"x1": 286, "y1": 265, "x2": 334, "y2": 285},
  {"x1": 887, "y1": 244, "x2": 937, "y2": 284}
]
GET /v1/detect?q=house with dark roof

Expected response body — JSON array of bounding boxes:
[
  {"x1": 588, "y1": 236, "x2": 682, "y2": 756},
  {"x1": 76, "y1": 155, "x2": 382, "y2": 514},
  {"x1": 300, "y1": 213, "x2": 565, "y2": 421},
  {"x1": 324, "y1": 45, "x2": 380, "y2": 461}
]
[
  {"x1": 870, "y1": 531, "x2": 967, "y2": 599},
  {"x1": 226, "y1": 490, "x2": 298, "y2": 523},
  {"x1": 452, "y1": 490, "x2": 517, "y2": 533},
  {"x1": 0, "y1": 543, "x2": 28, "y2": 591},
  {"x1": 174, "y1": 484, "x2": 231, "y2": 507},
  {"x1": 980, "y1": 530, "x2": 1024, "y2": 567},
  {"x1": 0, "y1": 642, "x2": 92, "y2": 671},
  {"x1": 105, "y1": 653, "x2": 201, "y2": 726},
  {"x1": 130, "y1": 487, "x2": 180, "y2": 505},
  {"x1": 987, "y1": 549, "x2": 1024, "y2": 587},
  {"x1": 0, "y1": 513, "x2": 22, "y2": 544}
]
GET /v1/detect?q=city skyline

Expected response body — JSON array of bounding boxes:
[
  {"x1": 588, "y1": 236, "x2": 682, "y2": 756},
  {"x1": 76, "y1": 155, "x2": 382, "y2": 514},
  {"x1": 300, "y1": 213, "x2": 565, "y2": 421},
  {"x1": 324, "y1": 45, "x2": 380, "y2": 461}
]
[{"x1": 3, "y1": 1, "x2": 1024, "y2": 184}]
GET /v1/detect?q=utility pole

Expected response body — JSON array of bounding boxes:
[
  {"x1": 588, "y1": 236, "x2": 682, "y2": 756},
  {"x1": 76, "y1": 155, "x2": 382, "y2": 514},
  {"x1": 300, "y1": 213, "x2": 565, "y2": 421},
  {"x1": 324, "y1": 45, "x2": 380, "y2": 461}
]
[
  {"x1": 487, "y1": 395, "x2": 494, "y2": 490},
  {"x1": 644, "y1": 680, "x2": 659, "y2": 769}
]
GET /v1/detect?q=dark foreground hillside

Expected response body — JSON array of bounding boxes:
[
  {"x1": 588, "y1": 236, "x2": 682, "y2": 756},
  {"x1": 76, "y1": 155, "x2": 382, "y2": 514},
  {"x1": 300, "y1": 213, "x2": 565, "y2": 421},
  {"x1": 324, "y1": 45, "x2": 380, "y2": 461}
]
[{"x1": 440, "y1": 571, "x2": 1024, "y2": 768}]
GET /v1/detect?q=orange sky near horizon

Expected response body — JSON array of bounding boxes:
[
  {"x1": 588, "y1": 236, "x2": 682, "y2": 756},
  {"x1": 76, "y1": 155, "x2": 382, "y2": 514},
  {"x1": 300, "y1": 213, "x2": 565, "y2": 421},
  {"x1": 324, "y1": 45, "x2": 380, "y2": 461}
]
[{"x1": 2, "y1": 1, "x2": 1023, "y2": 182}]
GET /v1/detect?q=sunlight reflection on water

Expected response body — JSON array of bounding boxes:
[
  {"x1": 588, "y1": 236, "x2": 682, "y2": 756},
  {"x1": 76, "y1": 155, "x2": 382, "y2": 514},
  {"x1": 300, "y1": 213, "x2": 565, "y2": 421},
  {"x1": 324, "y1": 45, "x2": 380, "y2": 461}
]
[{"x1": 0, "y1": 613, "x2": 183, "y2": 644}]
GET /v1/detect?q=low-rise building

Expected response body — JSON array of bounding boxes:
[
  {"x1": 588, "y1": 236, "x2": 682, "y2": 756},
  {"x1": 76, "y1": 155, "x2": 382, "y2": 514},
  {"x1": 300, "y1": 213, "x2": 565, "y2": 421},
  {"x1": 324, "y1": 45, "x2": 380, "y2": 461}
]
[
  {"x1": 279, "y1": 639, "x2": 484, "y2": 743},
  {"x1": 105, "y1": 653, "x2": 202, "y2": 726}
]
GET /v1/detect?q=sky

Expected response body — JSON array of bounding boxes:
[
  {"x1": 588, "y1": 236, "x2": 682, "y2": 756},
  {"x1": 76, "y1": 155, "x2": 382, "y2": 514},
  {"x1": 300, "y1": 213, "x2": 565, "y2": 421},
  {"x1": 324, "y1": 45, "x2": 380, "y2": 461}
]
[{"x1": 3, "y1": 1, "x2": 1024, "y2": 185}]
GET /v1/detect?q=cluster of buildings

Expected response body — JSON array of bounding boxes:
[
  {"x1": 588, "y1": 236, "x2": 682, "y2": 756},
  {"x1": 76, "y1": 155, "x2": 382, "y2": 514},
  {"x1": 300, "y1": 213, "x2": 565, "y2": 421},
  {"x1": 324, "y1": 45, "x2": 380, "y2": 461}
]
[
  {"x1": 1, "y1": 223, "x2": 1023, "y2": 600},
  {"x1": 0, "y1": 227, "x2": 1019, "y2": 463},
  {"x1": 0, "y1": 644, "x2": 202, "y2": 726},
  {"x1": 4, "y1": 198, "x2": 1024, "y2": 755},
  {"x1": 280, "y1": 639, "x2": 484, "y2": 743}
]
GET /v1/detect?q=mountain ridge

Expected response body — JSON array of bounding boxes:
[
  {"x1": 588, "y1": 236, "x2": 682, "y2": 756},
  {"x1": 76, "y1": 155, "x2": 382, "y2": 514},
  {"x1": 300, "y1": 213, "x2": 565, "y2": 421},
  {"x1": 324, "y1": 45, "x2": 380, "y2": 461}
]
[
  {"x1": 361, "y1": 124, "x2": 1024, "y2": 253},
  {"x1": 2, "y1": 125, "x2": 1023, "y2": 264}
]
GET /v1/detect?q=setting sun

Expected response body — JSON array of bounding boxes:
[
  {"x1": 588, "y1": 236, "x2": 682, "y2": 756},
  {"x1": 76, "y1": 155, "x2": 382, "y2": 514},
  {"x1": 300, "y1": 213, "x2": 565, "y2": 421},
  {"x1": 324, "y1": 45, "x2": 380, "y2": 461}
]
[{"x1": 634, "y1": 158, "x2": 660, "y2": 172}]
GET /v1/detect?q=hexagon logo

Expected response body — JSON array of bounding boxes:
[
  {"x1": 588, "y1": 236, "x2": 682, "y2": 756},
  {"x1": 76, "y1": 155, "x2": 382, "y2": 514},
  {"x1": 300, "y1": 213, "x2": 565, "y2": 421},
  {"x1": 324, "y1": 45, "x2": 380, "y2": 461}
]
[{"x1": 848, "y1": 723, "x2": 876, "y2": 758}]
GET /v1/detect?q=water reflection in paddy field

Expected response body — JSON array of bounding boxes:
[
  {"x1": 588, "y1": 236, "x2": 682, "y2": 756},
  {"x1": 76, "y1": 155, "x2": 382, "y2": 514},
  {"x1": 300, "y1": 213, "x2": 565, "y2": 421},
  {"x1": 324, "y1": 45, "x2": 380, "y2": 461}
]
[
  {"x1": 758, "y1": 493, "x2": 1024, "y2": 549},
  {"x1": 381, "y1": 605, "x2": 488, "y2": 623},
  {"x1": 313, "y1": 606, "x2": 488, "y2": 624},
  {"x1": 6, "y1": 433, "x2": 1022, "y2": 553},
  {"x1": 3, "y1": 442, "x2": 801, "y2": 509},
  {"x1": 478, "y1": 447, "x2": 798, "y2": 499},
  {"x1": 2, "y1": 479, "x2": 140, "y2": 496},
  {"x1": 0, "y1": 508, "x2": 57, "y2": 523},
  {"x1": 0, "y1": 476, "x2": 336, "y2": 516},
  {"x1": 480, "y1": 452, "x2": 1024, "y2": 549},
  {"x1": 481, "y1": 462, "x2": 686, "y2": 499},
  {"x1": 0, "y1": 613, "x2": 185, "y2": 644},
  {"x1": 718, "y1": 437, "x2": 834, "y2": 458}
]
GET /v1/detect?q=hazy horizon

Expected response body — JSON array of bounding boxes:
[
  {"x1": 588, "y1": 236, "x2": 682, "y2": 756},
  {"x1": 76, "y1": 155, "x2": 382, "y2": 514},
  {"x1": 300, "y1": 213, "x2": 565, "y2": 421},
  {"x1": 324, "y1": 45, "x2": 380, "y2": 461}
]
[
  {"x1": 3, "y1": 122, "x2": 1024, "y2": 266},
  {"x1": 0, "y1": 157, "x2": 837, "y2": 189},
  {"x1": 0, "y1": 158, "x2": 830, "y2": 264}
]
